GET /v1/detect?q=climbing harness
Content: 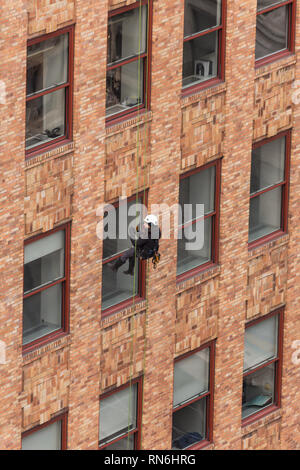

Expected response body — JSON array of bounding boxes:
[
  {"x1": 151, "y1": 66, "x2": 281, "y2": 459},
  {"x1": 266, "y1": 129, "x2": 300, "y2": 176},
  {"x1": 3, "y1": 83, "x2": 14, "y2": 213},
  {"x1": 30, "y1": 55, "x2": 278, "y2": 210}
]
[{"x1": 152, "y1": 251, "x2": 160, "y2": 269}]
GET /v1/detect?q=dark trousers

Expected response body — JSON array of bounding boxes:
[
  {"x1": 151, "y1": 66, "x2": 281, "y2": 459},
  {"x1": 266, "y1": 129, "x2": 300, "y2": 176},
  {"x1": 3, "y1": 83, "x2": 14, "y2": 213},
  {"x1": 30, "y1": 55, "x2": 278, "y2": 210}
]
[{"x1": 120, "y1": 247, "x2": 136, "y2": 272}]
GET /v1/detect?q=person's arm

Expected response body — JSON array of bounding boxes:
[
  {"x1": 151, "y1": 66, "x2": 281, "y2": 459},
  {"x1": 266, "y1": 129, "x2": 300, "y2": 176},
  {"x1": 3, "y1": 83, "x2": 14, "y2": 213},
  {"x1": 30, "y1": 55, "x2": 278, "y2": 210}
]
[
  {"x1": 129, "y1": 226, "x2": 148, "y2": 248},
  {"x1": 129, "y1": 226, "x2": 139, "y2": 245}
]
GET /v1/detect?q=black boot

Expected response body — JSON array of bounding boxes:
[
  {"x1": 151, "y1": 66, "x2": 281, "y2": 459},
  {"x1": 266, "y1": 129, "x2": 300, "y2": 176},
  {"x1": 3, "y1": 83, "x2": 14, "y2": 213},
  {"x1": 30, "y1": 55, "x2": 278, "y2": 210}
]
[{"x1": 124, "y1": 257, "x2": 135, "y2": 275}]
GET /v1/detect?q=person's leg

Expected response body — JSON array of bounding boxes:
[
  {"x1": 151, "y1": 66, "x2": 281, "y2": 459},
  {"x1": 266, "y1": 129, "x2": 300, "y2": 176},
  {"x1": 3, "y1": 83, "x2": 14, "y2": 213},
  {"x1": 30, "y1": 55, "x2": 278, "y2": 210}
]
[
  {"x1": 108, "y1": 248, "x2": 135, "y2": 272},
  {"x1": 107, "y1": 257, "x2": 125, "y2": 272},
  {"x1": 124, "y1": 254, "x2": 136, "y2": 275},
  {"x1": 123, "y1": 248, "x2": 136, "y2": 275}
]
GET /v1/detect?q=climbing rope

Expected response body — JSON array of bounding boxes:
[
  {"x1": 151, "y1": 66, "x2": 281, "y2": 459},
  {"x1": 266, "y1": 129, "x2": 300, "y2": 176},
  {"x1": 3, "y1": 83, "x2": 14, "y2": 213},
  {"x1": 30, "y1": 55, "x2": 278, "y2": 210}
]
[{"x1": 127, "y1": 0, "x2": 144, "y2": 449}]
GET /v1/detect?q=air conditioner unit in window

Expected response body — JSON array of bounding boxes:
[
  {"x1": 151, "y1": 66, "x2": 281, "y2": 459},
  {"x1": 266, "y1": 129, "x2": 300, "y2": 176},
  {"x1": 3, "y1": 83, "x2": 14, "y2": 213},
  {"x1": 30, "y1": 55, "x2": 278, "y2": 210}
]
[{"x1": 194, "y1": 60, "x2": 213, "y2": 79}]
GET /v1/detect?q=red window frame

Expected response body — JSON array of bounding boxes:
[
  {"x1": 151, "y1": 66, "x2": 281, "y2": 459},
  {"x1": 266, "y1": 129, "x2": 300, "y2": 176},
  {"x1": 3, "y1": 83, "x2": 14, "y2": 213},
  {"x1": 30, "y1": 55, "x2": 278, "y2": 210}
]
[
  {"x1": 99, "y1": 377, "x2": 143, "y2": 450},
  {"x1": 172, "y1": 341, "x2": 215, "y2": 450},
  {"x1": 23, "y1": 223, "x2": 71, "y2": 354},
  {"x1": 177, "y1": 159, "x2": 221, "y2": 283},
  {"x1": 255, "y1": 0, "x2": 296, "y2": 67},
  {"x1": 101, "y1": 193, "x2": 147, "y2": 317},
  {"x1": 248, "y1": 130, "x2": 290, "y2": 250},
  {"x1": 26, "y1": 25, "x2": 74, "y2": 159},
  {"x1": 21, "y1": 411, "x2": 68, "y2": 450},
  {"x1": 182, "y1": 0, "x2": 226, "y2": 96},
  {"x1": 106, "y1": 0, "x2": 152, "y2": 125},
  {"x1": 242, "y1": 308, "x2": 284, "y2": 427}
]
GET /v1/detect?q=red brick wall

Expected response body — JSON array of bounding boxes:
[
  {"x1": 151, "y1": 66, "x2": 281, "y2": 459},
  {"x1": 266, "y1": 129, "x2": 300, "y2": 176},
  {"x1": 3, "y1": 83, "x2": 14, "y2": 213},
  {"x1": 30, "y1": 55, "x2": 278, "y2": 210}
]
[
  {"x1": 27, "y1": 0, "x2": 75, "y2": 36},
  {"x1": 66, "y1": 0, "x2": 107, "y2": 449},
  {"x1": 0, "y1": 0, "x2": 26, "y2": 450},
  {"x1": 139, "y1": 0, "x2": 183, "y2": 449},
  {"x1": 213, "y1": 0, "x2": 256, "y2": 449},
  {"x1": 1, "y1": 0, "x2": 300, "y2": 450}
]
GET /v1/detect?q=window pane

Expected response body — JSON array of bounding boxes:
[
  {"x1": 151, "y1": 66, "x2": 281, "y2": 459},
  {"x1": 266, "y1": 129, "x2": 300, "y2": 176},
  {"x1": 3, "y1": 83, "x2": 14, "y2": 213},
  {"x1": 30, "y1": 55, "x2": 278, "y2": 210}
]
[
  {"x1": 244, "y1": 315, "x2": 278, "y2": 372},
  {"x1": 101, "y1": 260, "x2": 139, "y2": 310},
  {"x1": 256, "y1": 5, "x2": 288, "y2": 60},
  {"x1": 27, "y1": 34, "x2": 68, "y2": 96},
  {"x1": 183, "y1": 31, "x2": 218, "y2": 88},
  {"x1": 106, "y1": 60, "x2": 144, "y2": 117},
  {"x1": 99, "y1": 384, "x2": 137, "y2": 446},
  {"x1": 257, "y1": 0, "x2": 286, "y2": 12},
  {"x1": 184, "y1": 0, "x2": 222, "y2": 37},
  {"x1": 108, "y1": 6, "x2": 147, "y2": 64},
  {"x1": 179, "y1": 166, "x2": 215, "y2": 221},
  {"x1": 23, "y1": 283, "x2": 62, "y2": 345},
  {"x1": 251, "y1": 137, "x2": 285, "y2": 194},
  {"x1": 177, "y1": 217, "x2": 212, "y2": 276},
  {"x1": 24, "y1": 231, "x2": 65, "y2": 293},
  {"x1": 249, "y1": 186, "x2": 282, "y2": 242},
  {"x1": 242, "y1": 363, "x2": 275, "y2": 419},
  {"x1": 103, "y1": 199, "x2": 142, "y2": 260},
  {"x1": 22, "y1": 421, "x2": 62, "y2": 450},
  {"x1": 103, "y1": 434, "x2": 135, "y2": 450},
  {"x1": 173, "y1": 348, "x2": 209, "y2": 407},
  {"x1": 26, "y1": 88, "x2": 66, "y2": 150},
  {"x1": 172, "y1": 398, "x2": 206, "y2": 449}
]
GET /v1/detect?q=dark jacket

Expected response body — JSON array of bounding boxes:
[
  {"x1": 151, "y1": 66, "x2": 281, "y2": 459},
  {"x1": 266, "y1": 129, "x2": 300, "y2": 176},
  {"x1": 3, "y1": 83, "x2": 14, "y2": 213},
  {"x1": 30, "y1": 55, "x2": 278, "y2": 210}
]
[{"x1": 130, "y1": 224, "x2": 161, "y2": 259}]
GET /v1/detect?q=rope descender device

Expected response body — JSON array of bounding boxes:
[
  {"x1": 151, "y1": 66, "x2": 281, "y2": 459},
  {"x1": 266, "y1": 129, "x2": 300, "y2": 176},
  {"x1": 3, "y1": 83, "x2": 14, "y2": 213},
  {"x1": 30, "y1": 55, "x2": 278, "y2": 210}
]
[{"x1": 152, "y1": 252, "x2": 161, "y2": 269}]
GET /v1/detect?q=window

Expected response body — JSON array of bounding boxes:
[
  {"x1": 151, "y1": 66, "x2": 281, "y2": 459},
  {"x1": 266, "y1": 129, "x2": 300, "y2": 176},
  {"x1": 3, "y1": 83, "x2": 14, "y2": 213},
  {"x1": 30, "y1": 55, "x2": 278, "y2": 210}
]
[
  {"x1": 249, "y1": 131, "x2": 290, "y2": 247},
  {"x1": 106, "y1": 1, "x2": 151, "y2": 121},
  {"x1": 182, "y1": 0, "x2": 225, "y2": 92},
  {"x1": 26, "y1": 26, "x2": 74, "y2": 156},
  {"x1": 256, "y1": 0, "x2": 295, "y2": 66},
  {"x1": 177, "y1": 160, "x2": 220, "y2": 280},
  {"x1": 22, "y1": 414, "x2": 67, "y2": 450},
  {"x1": 172, "y1": 343, "x2": 215, "y2": 449},
  {"x1": 23, "y1": 224, "x2": 70, "y2": 350},
  {"x1": 243, "y1": 310, "x2": 283, "y2": 423},
  {"x1": 99, "y1": 379, "x2": 141, "y2": 450},
  {"x1": 102, "y1": 195, "x2": 146, "y2": 315}
]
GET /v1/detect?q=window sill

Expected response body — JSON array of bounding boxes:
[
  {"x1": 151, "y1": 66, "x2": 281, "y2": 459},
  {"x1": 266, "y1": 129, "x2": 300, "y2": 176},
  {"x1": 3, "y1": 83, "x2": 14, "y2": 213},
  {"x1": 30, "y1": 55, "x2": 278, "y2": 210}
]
[
  {"x1": 255, "y1": 50, "x2": 295, "y2": 74},
  {"x1": 101, "y1": 300, "x2": 147, "y2": 330},
  {"x1": 105, "y1": 107, "x2": 151, "y2": 131},
  {"x1": 25, "y1": 139, "x2": 74, "y2": 168},
  {"x1": 181, "y1": 77, "x2": 224, "y2": 99},
  {"x1": 248, "y1": 230, "x2": 288, "y2": 252},
  {"x1": 242, "y1": 404, "x2": 280, "y2": 428},
  {"x1": 25, "y1": 136, "x2": 73, "y2": 160},
  {"x1": 176, "y1": 262, "x2": 220, "y2": 291},
  {"x1": 248, "y1": 233, "x2": 289, "y2": 261},
  {"x1": 101, "y1": 294, "x2": 145, "y2": 320},
  {"x1": 180, "y1": 439, "x2": 212, "y2": 451},
  {"x1": 22, "y1": 330, "x2": 70, "y2": 357}
]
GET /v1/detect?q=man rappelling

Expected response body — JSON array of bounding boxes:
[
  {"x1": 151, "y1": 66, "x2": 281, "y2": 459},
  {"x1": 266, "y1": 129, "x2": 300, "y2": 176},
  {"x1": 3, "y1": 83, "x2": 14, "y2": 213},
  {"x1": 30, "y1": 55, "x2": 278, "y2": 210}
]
[{"x1": 108, "y1": 214, "x2": 161, "y2": 275}]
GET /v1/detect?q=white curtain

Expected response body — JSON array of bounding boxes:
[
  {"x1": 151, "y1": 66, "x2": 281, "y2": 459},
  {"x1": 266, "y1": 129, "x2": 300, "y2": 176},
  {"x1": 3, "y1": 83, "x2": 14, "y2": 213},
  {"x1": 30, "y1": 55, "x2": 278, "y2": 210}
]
[
  {"x1": 22, "y1": 421, "x2": 61, "y2": 450},
  {"x1": 173, "y1": 349, "x2": 209, "y2": 407},
  {"x1": 244, "y1": 315, "x2": 278, "y2": 372},
  {"x1": 99, "y1": 384, "x2": 137, "y2": 443},
  {"x1": 25, "y1": 231, "x2": 64, "y2": 265}
]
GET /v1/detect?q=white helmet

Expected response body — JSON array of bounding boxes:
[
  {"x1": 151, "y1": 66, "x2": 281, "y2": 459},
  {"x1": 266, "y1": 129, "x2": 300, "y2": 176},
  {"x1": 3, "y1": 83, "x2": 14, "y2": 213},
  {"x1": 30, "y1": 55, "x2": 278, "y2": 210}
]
[{"x1": 144, "y1": 214, "x2": 158, "y2": 226}]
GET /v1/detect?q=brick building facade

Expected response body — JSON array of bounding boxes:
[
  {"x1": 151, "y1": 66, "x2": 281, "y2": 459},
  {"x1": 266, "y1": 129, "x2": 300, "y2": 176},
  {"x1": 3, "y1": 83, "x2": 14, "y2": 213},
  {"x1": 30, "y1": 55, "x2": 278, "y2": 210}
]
[{"x1": 0, "y1": 0, "x2": 299, "y2": 450}]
